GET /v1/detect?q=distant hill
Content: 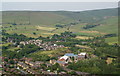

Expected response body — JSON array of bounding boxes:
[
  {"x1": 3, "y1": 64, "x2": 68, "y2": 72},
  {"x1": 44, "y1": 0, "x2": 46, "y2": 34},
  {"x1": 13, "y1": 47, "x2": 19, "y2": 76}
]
[
  {"x1": 2, "y1": 8, "x2": 118, "y2": 25},
  {"x1": 54, "y1": 8, "x2": 118, "y2": 23}
]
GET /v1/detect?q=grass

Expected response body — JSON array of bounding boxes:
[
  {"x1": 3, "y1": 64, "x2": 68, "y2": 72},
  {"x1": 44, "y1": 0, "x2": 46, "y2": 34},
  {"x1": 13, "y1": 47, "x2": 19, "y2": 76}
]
[
  {"x1": 75, "y1": 36, "x2": 93, "y2": 40},
  {"x1": 29, "y1": 48, "x2": 71, "y2": 57},
  {"x1": 8, "y1": 47, "x2": 21, "y2": 51},
  {"x1": 75, "y1": 44, "x2": 91, "y2": 49},
  {"x1": 36, "y1": 26, "x2": 56, "y2": 31},
  {"x1": 2, "y1": 10, "x2": 118, "y2": 44},
  {"x1": 0, "y1": 43, "x2": 12, "y2": 47},
  {"x1": 1, "y1": 43, "x2": 21, "y2": 51},
  {"x1": 105, "y1": 37, "x2": 118, "y2": 45},
  {"x1": 91, "y1": 17, "x2": 118, "y2": 34}
]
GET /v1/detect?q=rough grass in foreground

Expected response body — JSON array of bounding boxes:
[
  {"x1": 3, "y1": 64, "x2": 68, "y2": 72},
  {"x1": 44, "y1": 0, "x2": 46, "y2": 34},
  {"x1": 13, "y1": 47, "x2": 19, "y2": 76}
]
[{"x1": 29, "y1": 48, "x2": 70, "y2": 58}]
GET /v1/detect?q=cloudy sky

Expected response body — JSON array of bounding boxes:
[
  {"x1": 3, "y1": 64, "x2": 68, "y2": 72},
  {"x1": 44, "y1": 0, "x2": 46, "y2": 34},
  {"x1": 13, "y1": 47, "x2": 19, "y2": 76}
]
[{"x1": 1, "y1": 2, "x2": 118, "y2": 11}]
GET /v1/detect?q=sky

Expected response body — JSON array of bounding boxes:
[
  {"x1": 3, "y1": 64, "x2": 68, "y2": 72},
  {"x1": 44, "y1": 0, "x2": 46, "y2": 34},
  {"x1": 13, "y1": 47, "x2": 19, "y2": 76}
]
[
  {"x1": 1, "y1": 0, "x2": 119, "y2": 2},
  {"x1": 1, "y1": 2, "x2": 118, "y2": 11}
]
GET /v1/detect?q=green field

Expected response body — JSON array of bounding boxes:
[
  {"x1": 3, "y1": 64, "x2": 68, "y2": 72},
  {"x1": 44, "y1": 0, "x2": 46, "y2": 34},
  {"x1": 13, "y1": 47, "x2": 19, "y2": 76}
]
[
  {"x1": 2, "y1": 8, "x2": 118, "y2": 44},
  {"x1": 105, "y1": 37, "x2": 118, "y2": 45}
]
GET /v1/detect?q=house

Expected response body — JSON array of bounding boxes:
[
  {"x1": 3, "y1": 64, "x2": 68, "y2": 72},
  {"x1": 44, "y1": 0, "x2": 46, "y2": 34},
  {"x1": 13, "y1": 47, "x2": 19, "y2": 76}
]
[
  {"x1": 53, "y1": 44, "x2": 57, "y2": 46},
  {"x1": 17, "y1": 62, "x2": 29, "y2": 69},
  {"x1": 56, "y1": 61, "x2": 68, "y2": 66},
  {"x1": 35, "y1": 61, "x2": 44, "y2": 65},
  {"x1": 46, "y1": 63, "x2": 52, "y2": 67},
  {"x1": 59, "y1": 72, "x2": 67, "y2": 74},
  {"x1": 59, "y1": 56, "x2": 70, "y2": 62},
  {"x1": 25, "y1": 60, "x2": 34, "y2": 66},
  {"x1": 26, "y1": 68, "x2": 39, "y2": 74},
  {"x1": 56, "y1": 56, "x2": 70, "y2": 66},
  {"x1": 49, "y1": 60, "x2": 56, "y2": 64},
  {"x1": 21, "y1": 57, "x2": 33, "y2": 61},
  {"x1": 64, "y1": 53, "x2": 78, "y2": 57},
  {"x1": 78, "y1": 52, "x2": 87, "y2": 59},
  {"x1": 20, "y1": 41, "x2": 26, "y2": 45},
  {"x1": 64, "y1": 53, "x2": 78, "y2": 62}
]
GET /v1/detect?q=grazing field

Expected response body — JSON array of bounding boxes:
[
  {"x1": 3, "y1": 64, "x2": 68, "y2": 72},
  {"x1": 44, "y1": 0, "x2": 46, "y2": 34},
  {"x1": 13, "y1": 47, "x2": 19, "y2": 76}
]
[
  {"x1": 91, "y1": 17, "x2": 118, "y2": 34},
  {"x1": 2, "y1": 8, "x2": 118, "y2": 44},
  {"x1": 8, "y1": 47, "x2": 21, "y2": 51},
  {"x1": 75, "y1": 36, "x2": 93, "y2": 40},
  {"x1": 29, "y1": 48, "x2": 70, "y2": 57},
  {"x1": 105, "y1": 37, "x2": 118, "y2": 45},
  {"x1": 36, "y1": 26, "x2": 56, "y2": 31},
  {"x1": 75, "y1": 45, "x2": 91, "y2": 49},
  {"x1": 1, "y1": 43, "x2": 12, "y2": 47}
]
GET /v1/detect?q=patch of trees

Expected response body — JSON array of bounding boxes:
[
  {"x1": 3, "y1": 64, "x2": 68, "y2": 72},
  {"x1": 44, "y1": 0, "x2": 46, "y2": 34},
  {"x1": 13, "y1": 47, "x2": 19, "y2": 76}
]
[
  {"x1": 103, "y1": 34, "x2": 117, "y2": 38},
  {"x1": 67, "y1": 58, "x2": 119, "y2": 74},
  {"x1": 12, "y1": 23, "x2": 17, "y2": 25},
  {"x1": 2, "y1": 31, "x2": 33, "y2": 42},
  {"x1": 6, "y1": 22, "x2": 30, "y2": 25},
  {"x1": 43, "y1": 31, "x2": 77, "y2": 42},
  {"x1": 47, "y1": 63, "x2": 64, "y2": 72},
  {"x1": 94, "y1": 46, "x2": 119, "y2": 58},
  {"x1": 55, "y1": 25, "x2": 63, "y2": 28},
  {"x1": 83, "y1": 24, "x2": 99, "y2": 29},
  {"x1": 33, "y1": 32, "x2": 36, "y2": 35},
  {"x1": 70, "y1": 22, "x2": 78, "y2": 25},
  {"x1": 52, "y1": 31, "x2": 76, "y2": 39},
  {"x1": 2, "y1": 44, "x2": 41, "y2": 59}
]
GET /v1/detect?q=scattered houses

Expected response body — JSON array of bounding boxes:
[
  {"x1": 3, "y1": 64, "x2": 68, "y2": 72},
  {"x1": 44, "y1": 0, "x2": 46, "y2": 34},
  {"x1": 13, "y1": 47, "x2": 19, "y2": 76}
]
[
  {"x1": 17, "y1": 62, "x2": 29, "y2": 69},
  {"x1": 25, "y1": 60, "x2": 35, "y2": 67},
  {"x1": 20, "y1": 39, "x2": 64, "y2": 51},
  {"x1": 26, "y1": 68, "x2": 39, "y2": 74}
]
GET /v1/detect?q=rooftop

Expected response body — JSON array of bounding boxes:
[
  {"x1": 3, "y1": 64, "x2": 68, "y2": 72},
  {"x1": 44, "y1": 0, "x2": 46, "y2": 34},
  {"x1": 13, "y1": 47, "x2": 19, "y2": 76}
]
[
  {"x1": 56, "y1": 61, "x2": 67, "y2": 64},
  {"x1": 59, "y1": 56, "x2": 69, "y2": 60},
  {"x1": 64, "y1": 53, "x2": 78, "y2": 57},
  {"x1": 78, "y1": 52, "x2": 86, "y2": 56}
]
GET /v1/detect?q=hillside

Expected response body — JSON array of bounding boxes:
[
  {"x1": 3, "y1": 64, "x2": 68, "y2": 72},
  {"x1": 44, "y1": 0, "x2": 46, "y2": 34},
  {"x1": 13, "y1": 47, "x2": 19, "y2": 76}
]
[
  {"x1": 53, "y1": 8, "x2": 118, "y2": 23},
  {"x1": 2, "y1": 8, "x2": 118, "y2": 44}
]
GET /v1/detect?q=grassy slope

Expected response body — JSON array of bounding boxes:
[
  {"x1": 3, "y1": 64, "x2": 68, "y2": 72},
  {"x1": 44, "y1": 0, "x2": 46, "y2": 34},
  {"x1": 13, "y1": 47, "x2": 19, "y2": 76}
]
[
  {"x1": 91, "y1": 17, "x2": 118, "y2": 34},
  {"x1": 54, "y1": 8, "x2": 117, "y2": 23},
  {"x1": 2, "y1": 8, "x2": 118, "y2": 43},
  {"x1": 28, "y1": 48, "x2": 70, "y2": 58},
  {"x1": 2, "y1": 11, "x2": 74, "y2": 25},
  {"x1": 105, "y1": 37, "x2": 118, "y2": 44}
]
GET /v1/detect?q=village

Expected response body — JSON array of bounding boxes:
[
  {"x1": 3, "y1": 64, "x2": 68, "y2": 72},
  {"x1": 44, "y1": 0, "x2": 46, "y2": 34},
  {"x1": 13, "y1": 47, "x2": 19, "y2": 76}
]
[
  {"x1": 1, "y1": 2, "x2": 119, "y2": 74},
  {"x1": 1, "y1": 35, "x2": 92, "y2": 75},
  {"x1": 1, "y1": 32, "x2": 108, "y2": 75},
  {"x1": 2, "y1": 31, "x2": 119, "y2": 75},
  {"x1": 2, "y1": 51, "x2": 89, "y2": 75},
  {"x1": 6, "y1": 37, "x2": 65, "y2": 51}
]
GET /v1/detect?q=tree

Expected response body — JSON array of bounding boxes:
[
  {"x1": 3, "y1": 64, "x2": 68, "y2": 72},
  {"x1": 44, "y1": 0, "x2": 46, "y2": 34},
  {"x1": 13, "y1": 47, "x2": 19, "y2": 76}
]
[
  {"x1": 33, "y1": 32, "x2": 36, "y2": 35},
  {"x1": 68, "y1": 71, "x2": 77, "y2": 75},
  {"x1": 9, "y1": 60, "x2": 14, "y2": 64},
  {"x1": 48, "y1": 63, "x2": 63, "y2": 72}
]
